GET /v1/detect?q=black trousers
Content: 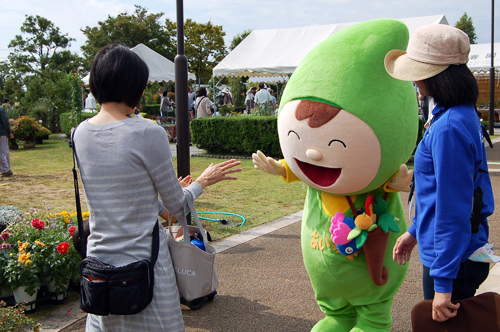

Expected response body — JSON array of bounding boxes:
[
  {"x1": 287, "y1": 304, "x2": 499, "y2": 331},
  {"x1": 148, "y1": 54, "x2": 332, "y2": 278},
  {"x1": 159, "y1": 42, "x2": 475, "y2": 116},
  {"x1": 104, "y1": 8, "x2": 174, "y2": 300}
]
[{"x1": 422, "y1": 259, "x2": 490, "y2": 301}]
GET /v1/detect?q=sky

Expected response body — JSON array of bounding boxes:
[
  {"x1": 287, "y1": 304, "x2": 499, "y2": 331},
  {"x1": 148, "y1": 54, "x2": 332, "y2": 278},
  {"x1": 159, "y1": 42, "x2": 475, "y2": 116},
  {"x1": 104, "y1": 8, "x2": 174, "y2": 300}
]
[{"x1": 0, "y1": 0, "x2": 499, "y2": 62}]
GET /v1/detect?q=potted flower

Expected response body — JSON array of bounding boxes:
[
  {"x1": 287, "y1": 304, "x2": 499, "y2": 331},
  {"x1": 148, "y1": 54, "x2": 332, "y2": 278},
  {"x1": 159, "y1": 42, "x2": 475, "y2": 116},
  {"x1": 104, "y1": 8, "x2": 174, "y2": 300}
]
[
  {"x1": 0, "y1": 209, "x2": 84, "y2": 308},
  {"x1": 11, "y1": 116, "x2": 46, "y2": 149},
  {"x1": 2, "y1": 237, "x2": 42, "y2": 307},
  {"x1": 36, "y1": 212, "x2": 81, "y2": 296},
  {"x1": 0, "y1": 300, "x2": 41, "y2": 331},
  {"x1": 35, "y1": 126, "x2": 51, "y2": 144}
]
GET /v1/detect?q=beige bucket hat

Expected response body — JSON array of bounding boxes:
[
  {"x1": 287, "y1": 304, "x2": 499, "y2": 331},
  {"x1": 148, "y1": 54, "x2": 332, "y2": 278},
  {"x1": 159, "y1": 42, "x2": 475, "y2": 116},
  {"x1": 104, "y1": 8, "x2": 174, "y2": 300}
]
[{"x1": 385, "y1": 24, "x2": 470, "y2": 81}]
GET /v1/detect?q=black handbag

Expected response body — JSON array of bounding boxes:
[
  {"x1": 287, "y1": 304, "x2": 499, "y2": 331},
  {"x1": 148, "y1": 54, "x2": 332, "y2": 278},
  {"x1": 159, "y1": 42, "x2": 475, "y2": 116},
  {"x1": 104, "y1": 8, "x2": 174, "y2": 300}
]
[
  {"x1": 71, "y1": 129, "x2": 159, "y2": 316},
  {"x1": 79, "y1": 223, "x2": 159, "y2": 316}
]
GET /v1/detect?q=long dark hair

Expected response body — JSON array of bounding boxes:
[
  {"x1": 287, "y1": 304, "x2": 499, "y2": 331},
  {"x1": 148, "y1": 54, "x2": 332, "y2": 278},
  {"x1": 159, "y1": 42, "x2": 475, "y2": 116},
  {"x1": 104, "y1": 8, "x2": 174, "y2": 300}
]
[{"x1": 424, "y1": 64, "x2": 478, "y2": 108}]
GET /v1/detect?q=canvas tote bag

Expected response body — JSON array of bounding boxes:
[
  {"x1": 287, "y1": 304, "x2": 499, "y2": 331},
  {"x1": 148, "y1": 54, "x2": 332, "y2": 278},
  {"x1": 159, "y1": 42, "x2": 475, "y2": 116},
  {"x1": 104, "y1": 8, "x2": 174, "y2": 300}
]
[{"x1": 166, "y1": 192, "x2": 218, "y2": 301}]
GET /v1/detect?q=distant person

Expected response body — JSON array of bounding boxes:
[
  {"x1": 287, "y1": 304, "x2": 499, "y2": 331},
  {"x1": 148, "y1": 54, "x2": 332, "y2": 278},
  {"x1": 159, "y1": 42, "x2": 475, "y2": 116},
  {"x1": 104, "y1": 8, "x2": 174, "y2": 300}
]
[
  {"x1": 254, "y1": 83, "x2": 273, "y2": 112},
  {"x1": 245, "y1": 87, "x2": 257, "y2": 113},
  {"x1": 85, "y1": 92, "x2": 97, "y2": 110},
  {"x1": 2, "y1": 98, "x2": 12, "y2": 111},
  {"x1": 268, "y1": 88, "x2": 277, "y2": 109},
  {"x1": 194, "y1": 87, "x2": 212, "y2": 118},
  {"x1": 221, "y1": 87, "x2": 233, "y2": 105},
  {"x1": 0, "y1": 104, "x2": 13, "y2": 177},
  {"x1": 160, "y1": 91, "x2": 173, "y2": 117},
  {"x1": 188, "y1": 86, "x2": 196, "y2": 120}
]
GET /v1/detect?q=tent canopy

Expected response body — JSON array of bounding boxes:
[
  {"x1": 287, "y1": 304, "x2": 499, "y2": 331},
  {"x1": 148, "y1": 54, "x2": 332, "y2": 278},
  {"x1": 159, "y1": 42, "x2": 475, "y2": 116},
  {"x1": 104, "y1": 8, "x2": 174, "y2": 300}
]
[
  {"x1": 82, "y1": 43, "x2": 196, "y2": 84},
  {"x1": 468, "y1": 43, "x2": 500, "y2": 73},
  {"x1": 213, "y1": 15, "x2": 448, "y2": 78}
]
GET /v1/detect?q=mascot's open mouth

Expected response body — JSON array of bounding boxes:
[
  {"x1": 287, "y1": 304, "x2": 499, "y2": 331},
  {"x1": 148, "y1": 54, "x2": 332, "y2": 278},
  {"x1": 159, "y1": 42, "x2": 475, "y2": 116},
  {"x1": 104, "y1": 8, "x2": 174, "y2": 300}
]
[{"x1": 295, "y1": 158, "x2": 341, "y2": 187}]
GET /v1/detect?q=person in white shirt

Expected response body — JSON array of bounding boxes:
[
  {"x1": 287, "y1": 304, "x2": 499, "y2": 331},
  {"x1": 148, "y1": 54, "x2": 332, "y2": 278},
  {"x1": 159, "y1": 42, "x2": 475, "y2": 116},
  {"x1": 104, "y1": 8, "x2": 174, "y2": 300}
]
[{"x1": 254, "y1": 83, "x2": 273, "y2": 113}]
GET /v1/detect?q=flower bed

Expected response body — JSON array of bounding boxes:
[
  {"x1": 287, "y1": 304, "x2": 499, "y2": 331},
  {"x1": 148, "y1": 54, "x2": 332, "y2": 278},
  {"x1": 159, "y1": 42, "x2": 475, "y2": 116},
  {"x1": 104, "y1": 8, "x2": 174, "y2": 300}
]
[{"x1": 0, "y1": 210, "x2": 87, "y2": 303}]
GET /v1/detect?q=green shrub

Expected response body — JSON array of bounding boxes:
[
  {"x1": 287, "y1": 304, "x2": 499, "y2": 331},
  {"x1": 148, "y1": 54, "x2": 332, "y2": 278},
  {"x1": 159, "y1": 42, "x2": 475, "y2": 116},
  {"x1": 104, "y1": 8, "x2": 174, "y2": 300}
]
[
  {"x1": 190, "y1": 116, "x2": 282, "y2": 158},
  {"x1": 5, "y1": 107, "x2": 20, "y2": 121},
  {"x1": 60, "y1": 112, "x2": 97, "y2": 136}
]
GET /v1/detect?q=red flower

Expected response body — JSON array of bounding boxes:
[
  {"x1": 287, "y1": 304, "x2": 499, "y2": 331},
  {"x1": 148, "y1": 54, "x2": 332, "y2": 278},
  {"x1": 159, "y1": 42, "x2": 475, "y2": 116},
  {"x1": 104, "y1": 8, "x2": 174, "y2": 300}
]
[
  {"x1": 57, "y1": 242, "x2": 70, "y2": 254},
  {"x1": 31, "y1": 219, "x2": 45, "y2": 230},
  {"x1": 68, "y1": 226, "x2": 76, "y2": 237}
]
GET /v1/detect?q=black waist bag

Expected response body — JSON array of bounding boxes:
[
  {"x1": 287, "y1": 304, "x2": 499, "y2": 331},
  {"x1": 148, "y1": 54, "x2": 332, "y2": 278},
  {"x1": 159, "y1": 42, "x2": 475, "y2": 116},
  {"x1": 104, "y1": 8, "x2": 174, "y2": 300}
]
[{"x1": 80, "y1": 222, "x2": 159, "y2": 316}]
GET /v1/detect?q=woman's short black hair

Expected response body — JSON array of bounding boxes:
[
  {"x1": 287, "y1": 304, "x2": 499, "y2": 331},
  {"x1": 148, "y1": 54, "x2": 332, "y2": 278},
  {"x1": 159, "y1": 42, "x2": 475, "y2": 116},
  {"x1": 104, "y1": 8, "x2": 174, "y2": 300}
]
[
  {"x1": 196, "y1": 87, "x2": 207, "y2": 97},
  {"x1": 89, "y1": 44, "x2": 149, "y2": 108},
  {"x1": 424, "y1": 64, "x2": 478, "y2": 109}
]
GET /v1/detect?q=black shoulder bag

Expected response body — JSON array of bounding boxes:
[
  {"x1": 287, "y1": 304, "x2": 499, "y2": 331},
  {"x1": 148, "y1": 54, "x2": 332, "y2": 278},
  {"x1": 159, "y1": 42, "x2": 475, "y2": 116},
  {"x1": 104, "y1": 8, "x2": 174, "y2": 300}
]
[{"x1": 71, "y1": 129, "x2": 159, "y2": 316}]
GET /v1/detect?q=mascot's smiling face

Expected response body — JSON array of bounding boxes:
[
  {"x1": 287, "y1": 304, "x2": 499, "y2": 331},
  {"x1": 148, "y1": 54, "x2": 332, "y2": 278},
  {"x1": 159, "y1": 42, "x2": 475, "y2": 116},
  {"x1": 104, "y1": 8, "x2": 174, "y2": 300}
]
[
  {"x1": 279, "y1": 100, "x2": 381, "y2": 195},
  {"x1": 277, "y1": 19, "x2": 419, "y2": 195}
]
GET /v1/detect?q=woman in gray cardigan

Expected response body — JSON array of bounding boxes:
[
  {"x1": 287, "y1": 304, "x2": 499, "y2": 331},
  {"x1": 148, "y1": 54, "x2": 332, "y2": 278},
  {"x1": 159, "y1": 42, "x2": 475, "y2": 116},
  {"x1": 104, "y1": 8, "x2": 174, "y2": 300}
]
[{"x1": 74, "y1": 44, "x2": 241, "y2": 332}]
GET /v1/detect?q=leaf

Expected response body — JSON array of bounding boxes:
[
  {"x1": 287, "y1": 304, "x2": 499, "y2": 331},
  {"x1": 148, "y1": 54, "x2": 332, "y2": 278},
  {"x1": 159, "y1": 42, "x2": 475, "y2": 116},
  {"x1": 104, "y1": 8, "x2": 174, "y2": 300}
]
[
  {"x1": 377, "y1": 214, "x2": 401, "y2": 233},
  {"x1": 373, "y1": 196, "x2": 388, "y2": 217},
  {"x1": 347, "y1": 227, "x2": 362, "y2": 241},
  {"x1": 356, "y1": 231, "x2": 368, "y2": 248}
]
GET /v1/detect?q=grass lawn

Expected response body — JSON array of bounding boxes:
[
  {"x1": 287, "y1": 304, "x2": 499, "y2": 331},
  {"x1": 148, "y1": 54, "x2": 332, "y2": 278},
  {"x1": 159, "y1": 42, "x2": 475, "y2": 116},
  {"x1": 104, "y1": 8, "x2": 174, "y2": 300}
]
[{"x1": 1, "y1": 134, "x2": 306, "y2": 241}]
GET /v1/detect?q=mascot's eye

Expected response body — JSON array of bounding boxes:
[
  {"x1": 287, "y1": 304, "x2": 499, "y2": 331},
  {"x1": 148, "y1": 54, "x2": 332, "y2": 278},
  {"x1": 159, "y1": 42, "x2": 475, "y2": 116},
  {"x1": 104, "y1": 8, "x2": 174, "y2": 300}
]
[
  {"x1": 328, "y1": 139, "x2": 346, "y2": 148},
  {"x1": 345, "y1": 247, "x2": 354, "y2": 254},
  {"x1": 288, "y1": 130, "x2": 300, "y2": 139}
]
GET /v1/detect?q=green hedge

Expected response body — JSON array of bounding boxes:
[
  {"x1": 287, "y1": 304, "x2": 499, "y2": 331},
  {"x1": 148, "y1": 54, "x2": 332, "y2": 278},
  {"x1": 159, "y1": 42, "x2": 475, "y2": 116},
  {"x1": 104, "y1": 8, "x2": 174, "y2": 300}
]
[
  {"x1": 190, "y1": 116, "x2": 282, "y2": 158},
  {"x1": 60, "y1": 112, "x2": 97, "y2": 136},
  {"x1": 142, "y1": 104, "x2": 160, "y2": 116},
  {"x1": 142, "y1": 104, "x2": 175, "y2": 117}
]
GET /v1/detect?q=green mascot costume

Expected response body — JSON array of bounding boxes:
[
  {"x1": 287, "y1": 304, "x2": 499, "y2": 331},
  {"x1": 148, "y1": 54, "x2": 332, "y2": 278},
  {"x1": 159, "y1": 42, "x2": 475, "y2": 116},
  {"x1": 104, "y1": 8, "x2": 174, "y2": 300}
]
[{"x1": 253, "y1": 19, "x2": 418, "y2": 332}]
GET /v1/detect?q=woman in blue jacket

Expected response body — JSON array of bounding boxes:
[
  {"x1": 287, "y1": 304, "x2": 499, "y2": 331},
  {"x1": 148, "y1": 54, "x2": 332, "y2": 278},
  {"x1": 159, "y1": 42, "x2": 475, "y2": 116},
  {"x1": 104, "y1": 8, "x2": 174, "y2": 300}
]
[{"x1": 385, "y1": 24, "x2": 494, "y2": 323}]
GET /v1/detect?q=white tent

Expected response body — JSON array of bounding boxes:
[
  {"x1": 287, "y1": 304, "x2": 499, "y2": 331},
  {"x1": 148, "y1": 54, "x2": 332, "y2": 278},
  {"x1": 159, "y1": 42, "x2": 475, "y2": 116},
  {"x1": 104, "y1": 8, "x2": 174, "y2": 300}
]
[
  {"x1": 213, "y1": 15, "x2": 448, "y2": 78},
  {"x1": 468, "y1": 43, "x2": 500, "y2": 73},
  {"x1": 82, "y1": 43, "x2": 196, "y2": 84}
]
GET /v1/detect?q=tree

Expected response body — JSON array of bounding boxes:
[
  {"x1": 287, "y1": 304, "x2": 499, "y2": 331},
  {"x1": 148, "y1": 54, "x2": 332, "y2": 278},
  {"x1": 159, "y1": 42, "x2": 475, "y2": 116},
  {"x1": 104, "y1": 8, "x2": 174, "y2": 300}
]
[
  {"x1": 81, "y1": 6, "x2": 176, "y2": 70},
  {"x1": 455, "y1": 12, "x2": 477, "y2": 44},
  {"x1": 184, "y1": 19, "x2": 227, "y2": 83},
  {"x1": 230, "y1": 29, "x2": 252, "y2": 51},
  {"x1": 8, "y1": 15, "x2": 80, "y2": 78}
]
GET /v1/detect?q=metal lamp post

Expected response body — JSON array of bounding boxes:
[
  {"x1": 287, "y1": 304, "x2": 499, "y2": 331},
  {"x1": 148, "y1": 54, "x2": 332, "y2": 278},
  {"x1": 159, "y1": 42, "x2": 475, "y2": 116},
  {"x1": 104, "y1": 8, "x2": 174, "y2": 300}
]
[
  {"x1": 490, "y1": 0, "x2": 496, "y2": 135},
  {"x1": 175, "y1": 0, "x2": 191, "y2": 223},
  {"x1": 175, "y1": 0, "x2": 190, "y2": 178}
]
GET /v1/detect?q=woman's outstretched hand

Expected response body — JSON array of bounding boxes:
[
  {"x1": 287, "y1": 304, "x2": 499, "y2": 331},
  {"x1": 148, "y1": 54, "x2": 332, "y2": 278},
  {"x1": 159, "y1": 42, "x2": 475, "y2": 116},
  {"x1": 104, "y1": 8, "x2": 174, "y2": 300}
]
[{"x1": 195, "y1": 159, "x2": 242, "y2": 189}]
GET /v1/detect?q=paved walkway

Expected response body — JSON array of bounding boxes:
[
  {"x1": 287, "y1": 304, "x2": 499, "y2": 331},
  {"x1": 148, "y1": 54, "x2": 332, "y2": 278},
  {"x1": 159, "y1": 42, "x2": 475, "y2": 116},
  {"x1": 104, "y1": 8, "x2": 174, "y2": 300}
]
[{"x1": 39, "y1": 137, "x2": 500, "y2": 332}]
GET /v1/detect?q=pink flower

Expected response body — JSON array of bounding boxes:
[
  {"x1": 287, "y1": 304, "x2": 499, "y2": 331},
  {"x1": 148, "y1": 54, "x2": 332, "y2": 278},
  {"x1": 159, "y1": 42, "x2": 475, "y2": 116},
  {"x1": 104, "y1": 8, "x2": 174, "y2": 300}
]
[
  {"x1": 0, "y1": 232, "x2": 10, "y2": 241},
  {"x1": 1, "y1": 242, "x2": 11, "y2": 250},
  {"x1": 68, "y1": 226, "x2": 76, "y2": 237}
]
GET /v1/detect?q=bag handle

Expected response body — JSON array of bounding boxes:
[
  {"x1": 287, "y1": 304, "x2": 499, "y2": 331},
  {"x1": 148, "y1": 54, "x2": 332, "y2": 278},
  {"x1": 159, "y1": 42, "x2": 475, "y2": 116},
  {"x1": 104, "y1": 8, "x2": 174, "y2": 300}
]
[{"x1": 169, "y1": 190, "x2": 210, "y2": 246}]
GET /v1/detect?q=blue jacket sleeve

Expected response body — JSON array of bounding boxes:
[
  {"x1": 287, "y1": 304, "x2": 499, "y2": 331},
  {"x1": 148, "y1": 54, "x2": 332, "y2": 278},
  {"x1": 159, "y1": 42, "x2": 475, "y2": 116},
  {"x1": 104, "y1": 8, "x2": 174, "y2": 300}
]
[{"x1": 430, "y1": 124, "x2": 475, "y2": 293}]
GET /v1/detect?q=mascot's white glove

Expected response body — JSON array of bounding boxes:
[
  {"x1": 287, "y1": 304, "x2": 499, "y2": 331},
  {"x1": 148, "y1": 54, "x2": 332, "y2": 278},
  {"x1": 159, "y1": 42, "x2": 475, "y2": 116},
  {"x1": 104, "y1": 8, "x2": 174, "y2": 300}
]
[
  {"x1": 388, "y1": 164, "x2": 413, "y2": 192},
  {"x1": 252, "y1": 150, "x2": 286, "y2": 177}
]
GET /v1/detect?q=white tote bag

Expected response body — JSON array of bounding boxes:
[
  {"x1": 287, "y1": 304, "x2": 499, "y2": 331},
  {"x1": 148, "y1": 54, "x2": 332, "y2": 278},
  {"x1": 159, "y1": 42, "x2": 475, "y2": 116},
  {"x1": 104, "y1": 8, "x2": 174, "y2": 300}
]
[{"x1": 166, "y1": 193, "x2": 218, "y2": 301}]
